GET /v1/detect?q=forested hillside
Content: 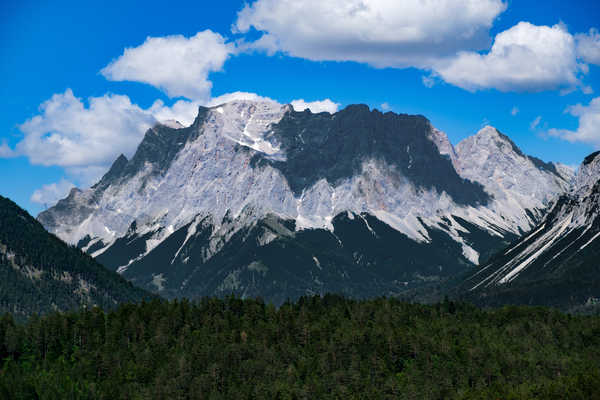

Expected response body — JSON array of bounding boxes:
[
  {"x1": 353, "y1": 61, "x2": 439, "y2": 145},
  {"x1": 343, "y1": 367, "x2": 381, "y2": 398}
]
[
  {"x1": 1, "y1": 296, "x2": 599, "y2": 399},
  {"x1": 0, "y1": 195, "x2": 151, "y2": 318}
]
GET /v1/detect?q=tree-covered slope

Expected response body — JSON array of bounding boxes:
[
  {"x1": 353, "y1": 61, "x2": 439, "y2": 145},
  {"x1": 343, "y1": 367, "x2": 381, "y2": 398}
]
[
  {"x1": 1, "y1": 297, "x2": 599, "y2": 399},
  {"x1": 0, "y1": 195, "x2": 151, "y2": 318}
]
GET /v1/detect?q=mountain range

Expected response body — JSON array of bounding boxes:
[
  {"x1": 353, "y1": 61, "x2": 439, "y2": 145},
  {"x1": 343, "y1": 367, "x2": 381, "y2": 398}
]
[{"x1": 36, "y1": 100, "x2": 583, "y2": 306}]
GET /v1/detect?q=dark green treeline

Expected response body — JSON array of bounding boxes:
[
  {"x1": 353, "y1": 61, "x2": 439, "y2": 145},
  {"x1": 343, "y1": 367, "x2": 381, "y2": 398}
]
[{"x1": 1, "y1": 296, "x2": 599, "y2": 399}]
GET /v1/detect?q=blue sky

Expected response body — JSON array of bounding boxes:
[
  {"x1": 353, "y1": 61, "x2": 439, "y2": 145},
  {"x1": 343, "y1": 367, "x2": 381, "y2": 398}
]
[{"x1": 2, "y1": 0, "x2": 600, "y2": 216}]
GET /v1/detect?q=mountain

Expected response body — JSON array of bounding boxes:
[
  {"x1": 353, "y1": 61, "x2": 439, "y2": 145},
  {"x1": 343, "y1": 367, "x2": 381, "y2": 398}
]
[
  {"x1": 463, "y1": 151, "x2": 600, "y2": 312},
  {"x1": 38, "y1": 100, "x2": 573, "y2": 303},
  {"x1": 0, "y1": 195, "x2": 150, "y2": 318}
]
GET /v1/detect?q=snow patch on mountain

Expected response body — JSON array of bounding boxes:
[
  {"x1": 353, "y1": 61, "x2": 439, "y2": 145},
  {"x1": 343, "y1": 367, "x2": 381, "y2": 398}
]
[
  {"x1": 208, "y1": 101, "x2": 289, "y2": 160},
  {"x1": 497, "y1": 212, "x2": 573, "y2": 284},
  {"x1": 580, "y1": 231, "x2": 600, "y2": 251}
]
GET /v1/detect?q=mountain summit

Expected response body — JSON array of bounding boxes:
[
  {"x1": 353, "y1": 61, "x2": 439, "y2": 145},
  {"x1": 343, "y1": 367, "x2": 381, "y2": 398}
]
[
  {"x1": 455, "y1": 126, "x2": 573, "y2": 231},
  {"x1": 38, "y1": 101, "x2": 573, "y2": 303}
]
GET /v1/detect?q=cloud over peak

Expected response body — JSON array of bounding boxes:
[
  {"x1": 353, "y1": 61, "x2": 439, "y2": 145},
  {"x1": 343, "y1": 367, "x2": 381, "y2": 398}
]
[
  {"x1": 5, "y1": 86, "x2": 342, "y2": 194},
  {"x1": 208, "y1": 91, "x2": 278, "y2": 106}
]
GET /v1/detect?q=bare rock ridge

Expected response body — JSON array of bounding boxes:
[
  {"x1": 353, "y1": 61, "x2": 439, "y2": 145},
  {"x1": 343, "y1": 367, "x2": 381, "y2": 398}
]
[
  {"x1": 252, "y1": 104, "x2": 490, "y2": 205},
  {"x1": 464, "y1": 151, "x2": 600, "y2": 311},
  {"x1": 37, "y1": 100, "x2": 574, "y2": 303}
]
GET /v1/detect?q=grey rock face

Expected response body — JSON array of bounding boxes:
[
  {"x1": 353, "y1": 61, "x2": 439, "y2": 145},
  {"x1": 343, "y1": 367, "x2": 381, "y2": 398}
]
[
  {"x1": 463, "y1": 152, "x2": 600, "y2": 311},
  {"x1": 38, "y1": 100, "x2": 573, "y2": 302}
]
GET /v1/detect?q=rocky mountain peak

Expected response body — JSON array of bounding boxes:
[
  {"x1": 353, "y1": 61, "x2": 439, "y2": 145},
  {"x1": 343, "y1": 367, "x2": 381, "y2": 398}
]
[
  {"x1": 92, "y1": 154, "x2": 128, "y2": 191},
  {"x1": 458, "y1": 125, "x2": 571, "y2": 181},
  {"x1": 469, "y1": 126, "x2": 523, "y2": 154},
  {"x1": 475, "y1": 125, "x2": 502, "y2": 138},
  {"x1": 583, "y1": 151, "x2": 600, "y2": 166},
  {"x1": 456, "y1": 126, "x2": 524, "y2": 172},
  {"x1": 575, "y1": 151, "x2": 600, "y2": 196},
  {"x1": 454, "y1": 125, "x2": 573, "y2": 231},
  {"x1": 202, "y1": 99, "x2": 289, "y2": 159}
]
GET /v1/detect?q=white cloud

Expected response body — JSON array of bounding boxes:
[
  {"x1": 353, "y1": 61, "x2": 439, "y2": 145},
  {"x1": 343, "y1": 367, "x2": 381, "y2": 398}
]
[
  {"x1": 511, "y1": 106, "x2": 519, "y2": 116},
  {"x1": 149, "y1": 99, "x2": 201, "y2": 127},
  {"x1": 290, "y1": 99, "x2": 340, "y2": 113},
  {"x1": 101, "y1": 30, "x2": 235, "y2": 101},
  {"x1": 530, "y1": 116, "x2": 542, "y2": 130},
  {"x1": 234, "y1": 2, "x2": 595, "y2": 94},
  {"x1": 68, "y1": 166, "x2": 114, "y2": 186},
  {"x1": 0, "y1": 141, "x2": 16, "y2": 158},
  {"x1": 434, "y1": 22, "x2": 583, "y2": 92},
  {"x1": 208, "y1": 91, "x2": 277, "y2": 106},
  {"x1": 582, "y1": 85, "x2": 594, "y2": 95},
  {"x1": 30, "y1": 179, "x2": 75, "y2": 207},
  {"x1": 549, "y1": 97, "x2": 600, "y2": 147},
  {"x1": 576, "y1": 28, "x2": 600, "y2": 65},
  {"x1": 1, "y1": 89, "x2": 162, "y2": 187},
  {"x1": 15, "y1": 89, "x2": 156, "y2": 173},
  {"x1": 421, "y1": 75, "x2": 435, "y2": 88},
  {"x1": 235, "y1": 0, "x2": 507, "y2": 68},
  {"x1": 380, "y1": 102, "x2": 391, "y2": 111}
]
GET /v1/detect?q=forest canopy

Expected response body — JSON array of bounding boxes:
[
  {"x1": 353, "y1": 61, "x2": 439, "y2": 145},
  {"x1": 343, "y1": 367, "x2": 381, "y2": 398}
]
[{"x1": 1, "y1": 295, "x2": 599, "y2": 399}]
